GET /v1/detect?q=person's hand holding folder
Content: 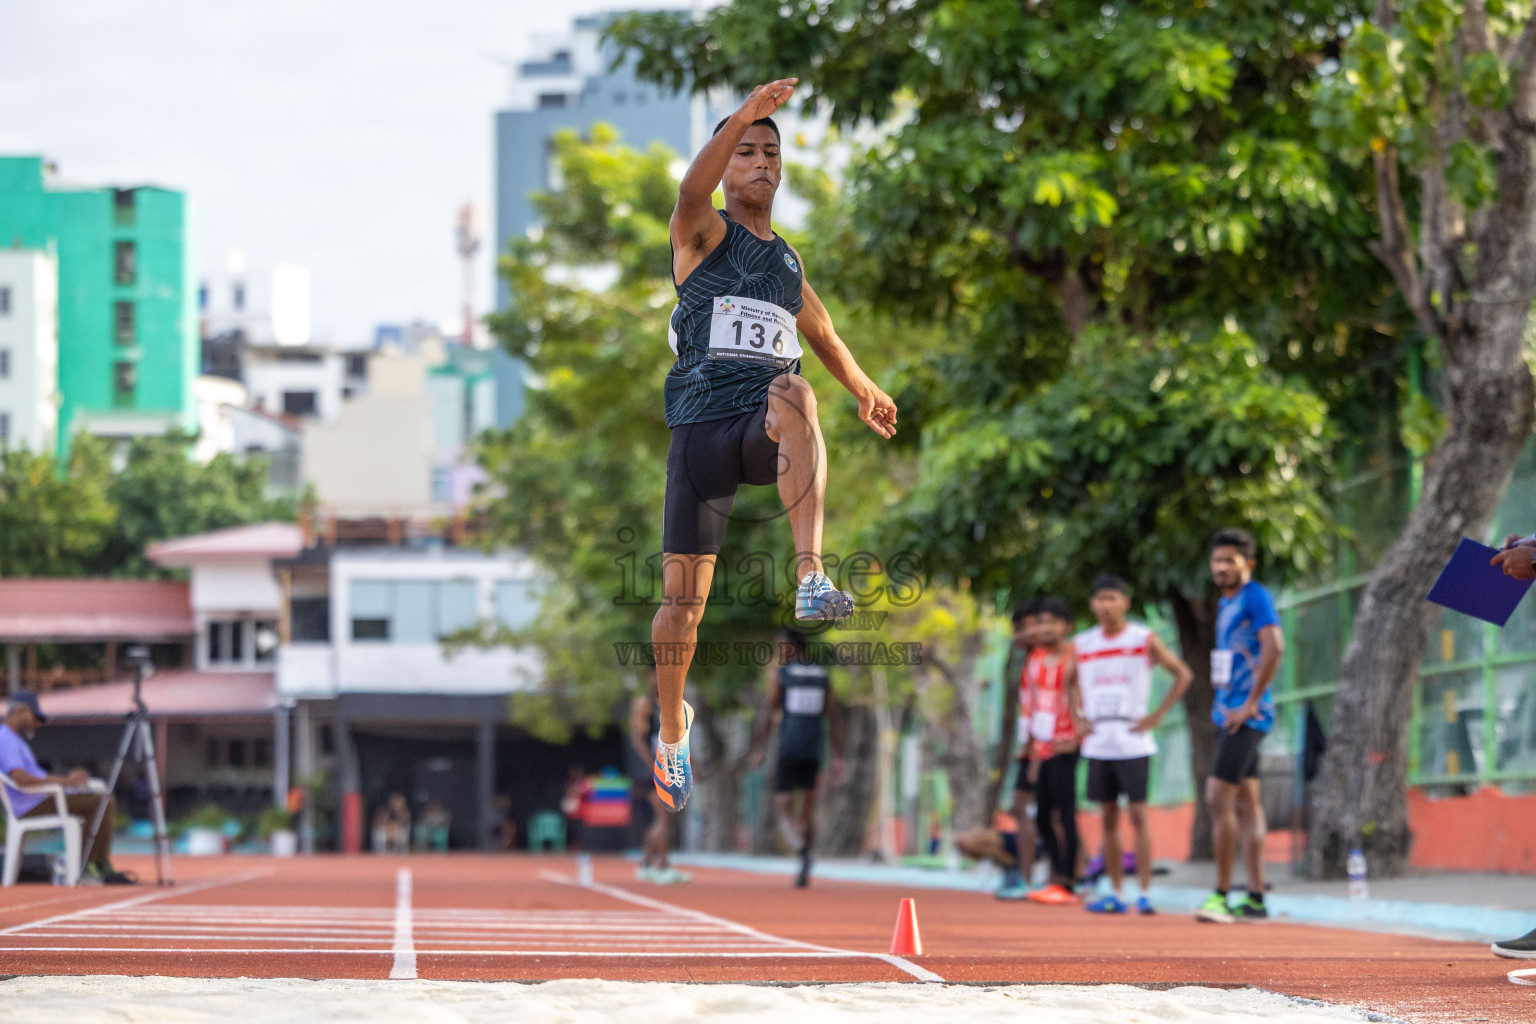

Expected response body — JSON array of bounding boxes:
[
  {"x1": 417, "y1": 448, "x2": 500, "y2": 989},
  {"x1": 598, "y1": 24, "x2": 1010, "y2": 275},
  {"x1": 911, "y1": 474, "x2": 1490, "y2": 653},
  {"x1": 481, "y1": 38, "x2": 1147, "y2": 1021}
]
[{"x1": 1491, "y1": 533, "x2": 1536, "y2": 580}]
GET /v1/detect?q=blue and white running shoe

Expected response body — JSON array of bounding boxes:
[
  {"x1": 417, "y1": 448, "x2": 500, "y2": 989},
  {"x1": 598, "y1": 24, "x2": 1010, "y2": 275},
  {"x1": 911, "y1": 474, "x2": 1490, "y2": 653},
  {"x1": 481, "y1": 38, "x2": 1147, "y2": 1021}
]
[
  {"x1": 1086, "y1": 894, "x2": 1128, "y2": 914},
  {"x1": 653, "y1": 700, "x2": 695, "y2": 812},
  {"x1": 1137, "y1": 894, "x2": 1156, "y2": 915},
  {"x1": 796, "y1": 571, "x2": 854, "y2": 620}
]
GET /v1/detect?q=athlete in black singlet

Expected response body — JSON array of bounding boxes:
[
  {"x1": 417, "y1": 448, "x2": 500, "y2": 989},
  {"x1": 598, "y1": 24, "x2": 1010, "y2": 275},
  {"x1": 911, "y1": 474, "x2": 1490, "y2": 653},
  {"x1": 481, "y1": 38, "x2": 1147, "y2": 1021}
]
[
  {"x1": 751, "y1": 628, "x2": 843, "y2": 887},
  {"x1": 651, "y1": 78, "x2": 897, "y2": 814}
]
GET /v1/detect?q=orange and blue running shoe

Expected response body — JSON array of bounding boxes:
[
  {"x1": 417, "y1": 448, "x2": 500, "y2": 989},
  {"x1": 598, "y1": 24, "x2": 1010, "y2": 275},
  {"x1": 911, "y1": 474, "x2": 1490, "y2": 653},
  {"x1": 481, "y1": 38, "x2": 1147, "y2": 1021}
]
[{"x1": 653, "y1": 700, "x2": 695, "y2": 812}]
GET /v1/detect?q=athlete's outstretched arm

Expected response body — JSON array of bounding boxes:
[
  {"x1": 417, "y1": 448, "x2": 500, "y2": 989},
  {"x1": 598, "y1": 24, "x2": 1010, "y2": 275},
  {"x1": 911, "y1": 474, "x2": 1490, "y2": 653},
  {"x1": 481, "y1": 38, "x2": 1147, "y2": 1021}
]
[
  {"x1": 795, "y1": 272, "x2": 897, "y2": 439},
  {"x1": 671, "y1": 78, "x2": 798, "y2": 251}
]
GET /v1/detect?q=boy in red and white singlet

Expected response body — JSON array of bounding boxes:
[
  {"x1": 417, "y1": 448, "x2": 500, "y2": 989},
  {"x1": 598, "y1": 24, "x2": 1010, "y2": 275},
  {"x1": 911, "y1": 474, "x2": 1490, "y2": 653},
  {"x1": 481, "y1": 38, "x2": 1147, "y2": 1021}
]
[{"x1": 997, "y1": 595, "x2": 1083, "y2": 905}]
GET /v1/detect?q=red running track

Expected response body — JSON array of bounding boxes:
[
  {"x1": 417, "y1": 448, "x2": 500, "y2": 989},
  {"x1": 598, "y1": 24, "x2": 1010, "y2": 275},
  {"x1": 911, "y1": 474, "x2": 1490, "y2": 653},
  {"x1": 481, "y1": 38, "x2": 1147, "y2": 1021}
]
[{"x1": 0, "y1": 854, "x2": 1526, "y2": 1023}]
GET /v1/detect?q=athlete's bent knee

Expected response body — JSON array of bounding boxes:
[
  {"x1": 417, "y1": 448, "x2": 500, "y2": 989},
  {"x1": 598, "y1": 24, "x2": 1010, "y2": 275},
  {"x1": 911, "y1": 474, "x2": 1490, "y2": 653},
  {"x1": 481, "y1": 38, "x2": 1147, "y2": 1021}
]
[
  {"x1": 769, "y1": 374, "x2": 817, "y2": 418},
  {"x1": 653, "y1": 600, "x2": 705, "y2": 634}
]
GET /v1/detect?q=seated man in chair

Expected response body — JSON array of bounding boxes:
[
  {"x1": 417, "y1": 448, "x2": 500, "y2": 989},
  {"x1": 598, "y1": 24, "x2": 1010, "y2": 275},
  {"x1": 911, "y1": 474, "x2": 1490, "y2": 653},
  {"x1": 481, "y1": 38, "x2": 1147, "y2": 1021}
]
[{"x1": 0, "y1": 692, "x2": 136, "y2": 884}]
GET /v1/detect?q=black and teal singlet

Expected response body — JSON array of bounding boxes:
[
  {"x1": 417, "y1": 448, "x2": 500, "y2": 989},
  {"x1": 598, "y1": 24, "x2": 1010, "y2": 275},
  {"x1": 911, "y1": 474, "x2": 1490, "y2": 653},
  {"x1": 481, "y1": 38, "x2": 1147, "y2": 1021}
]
[
  {"x1": 665, "y1": 211, "x2": 805, "y2": 428},
  {"x1": 777, "y1": 662, "x2": 831, "y2": 762}
]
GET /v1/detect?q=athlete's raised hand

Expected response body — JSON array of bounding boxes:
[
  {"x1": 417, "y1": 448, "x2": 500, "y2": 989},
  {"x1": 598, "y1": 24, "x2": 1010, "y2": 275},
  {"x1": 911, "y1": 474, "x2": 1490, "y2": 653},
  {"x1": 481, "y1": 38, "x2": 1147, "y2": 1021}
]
[
  {"x1": 858, "y1": 384, "x2": 898, "y2": 440},
  {"x1": 738, "y1": 78, "x2": 799, "y2": 122}
]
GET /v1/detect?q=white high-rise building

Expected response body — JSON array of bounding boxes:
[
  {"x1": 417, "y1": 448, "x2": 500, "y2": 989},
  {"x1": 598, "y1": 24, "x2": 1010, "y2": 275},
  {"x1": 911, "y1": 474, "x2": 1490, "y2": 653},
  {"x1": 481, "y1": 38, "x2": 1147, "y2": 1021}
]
[{"x1": 0, "y1": 249, "x2": 60, "y2": 454}]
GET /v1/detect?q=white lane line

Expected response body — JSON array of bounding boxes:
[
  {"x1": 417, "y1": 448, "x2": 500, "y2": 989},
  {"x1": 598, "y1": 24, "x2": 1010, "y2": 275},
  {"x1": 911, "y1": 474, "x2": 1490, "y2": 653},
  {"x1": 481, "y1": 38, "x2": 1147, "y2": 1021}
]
[
  {"x1": 33, "y1": 920, "x2": 734, "y2": 938},
  {"x1": 544, "y1": 871, "x2": 945, "y2": 983},
  {"x1": 11, "y1": 932, "x2": 773, "y2": 948},
  {"x1": 0, "y1": 870, "x2": 274, "y2": 937},
  {"x1": 389, "y1": 868, "x2": 415, "y2": 980},
  {"x1": 0, "y1": 946, "x2": 880, "y2": 957}
]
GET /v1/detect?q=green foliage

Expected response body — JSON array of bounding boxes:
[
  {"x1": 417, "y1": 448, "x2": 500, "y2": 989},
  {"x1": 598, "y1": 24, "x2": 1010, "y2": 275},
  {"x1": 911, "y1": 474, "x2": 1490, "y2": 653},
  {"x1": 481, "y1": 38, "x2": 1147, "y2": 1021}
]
[
  {"x1": 0, "y1": 436, "x2": 116, "y2": 577},
  {"x1": 256, "y1": 806, "x2": 294, "y2": 841},
  {"x1": 880, "y1": 324, "x2": 1335, "y2": 605},
  {"x1": 103, "y1": 430, "x2": 299, "y2": 577},
  {"x1": 1312, "y1": 0, "x2": 1514, "y2": 211},
  {"x1": 0, "y1": 431, "x2": 296, "y2": 578},
  {"x1": 609, "y1": 0, "x2": 1388, "y2": 609}
]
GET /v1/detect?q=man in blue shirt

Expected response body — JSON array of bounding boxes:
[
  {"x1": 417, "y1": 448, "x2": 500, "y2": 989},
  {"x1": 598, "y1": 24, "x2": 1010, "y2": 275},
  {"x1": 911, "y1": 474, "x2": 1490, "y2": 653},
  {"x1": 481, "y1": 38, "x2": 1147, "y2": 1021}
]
[
  {"x1": 1196, "y1": 528, "x2": 1285, "y2": 925},
  {"x1": 0, "y1": 692, "x2": 133, "y2": 883}
]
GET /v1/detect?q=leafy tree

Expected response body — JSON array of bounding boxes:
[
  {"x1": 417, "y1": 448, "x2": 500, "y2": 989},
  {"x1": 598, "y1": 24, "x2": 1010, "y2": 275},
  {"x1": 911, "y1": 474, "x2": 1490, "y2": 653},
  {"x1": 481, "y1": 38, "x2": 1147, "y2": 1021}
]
[
  {"x1": 0, "y1": 435, "x2": 115, "y2": 577},
  {"x1": 0, "y1": 431, "x2": 295, "y2": 579},
  {"x1": 1302, "y1": 0, "x2": 1536, "y2": 876},
  {"x1": 609, "y1": 0, "x2": 1393, "y2": 855},
  {"x1": 103, "y1": 430, "x2": 298, "y2": 577}
]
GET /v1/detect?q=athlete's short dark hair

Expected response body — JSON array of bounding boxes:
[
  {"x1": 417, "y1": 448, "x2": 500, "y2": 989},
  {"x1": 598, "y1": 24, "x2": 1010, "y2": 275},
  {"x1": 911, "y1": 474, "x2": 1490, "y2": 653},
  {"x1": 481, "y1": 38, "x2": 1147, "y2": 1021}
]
[
  {"x1": 1011, "y1": 603, "x2": 1029, "y2": 626},
  {"x1": 1091, "y1": 575, "x2": 1130, "y2": 598},
  {"x1": 1022, "y1": 595, "x2": 1072, "y2": 624},
  {"x1": 779, "y1": 626, "x2": 807, "y2": 653},
  {"x1": 1211, "y1": 527, "x2": 1257, "y2": 561},
  {"x1": 714, "y1": 115, "x2": 782, "y2": 143}
]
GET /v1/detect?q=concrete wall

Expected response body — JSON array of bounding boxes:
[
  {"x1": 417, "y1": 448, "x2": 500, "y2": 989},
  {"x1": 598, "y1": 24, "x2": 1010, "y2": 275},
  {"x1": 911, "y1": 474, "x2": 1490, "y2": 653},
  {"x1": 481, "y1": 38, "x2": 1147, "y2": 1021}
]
[
  {"x1": 191, "y1": 557, "x2": 284, "y2": 615},
  {"x1": 0, "y1": 249, "x2": 58, "y2": 452},
  {"x1": 276, "y1": 548, "x2": 543, "y2": 699},
  {"x1": 244, "y1": 350, "x2": 344, "y2": 423},
  {"x1": 303, "y1": 393, "x2": 436, "y2": 515}
]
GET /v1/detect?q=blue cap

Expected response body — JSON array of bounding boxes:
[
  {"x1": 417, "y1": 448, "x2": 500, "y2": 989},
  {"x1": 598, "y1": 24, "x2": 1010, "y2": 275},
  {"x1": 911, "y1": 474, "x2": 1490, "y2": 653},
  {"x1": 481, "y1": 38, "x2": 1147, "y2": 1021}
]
[{"x1": 8, "y1": 691, "x2": 46, "y2": 723}]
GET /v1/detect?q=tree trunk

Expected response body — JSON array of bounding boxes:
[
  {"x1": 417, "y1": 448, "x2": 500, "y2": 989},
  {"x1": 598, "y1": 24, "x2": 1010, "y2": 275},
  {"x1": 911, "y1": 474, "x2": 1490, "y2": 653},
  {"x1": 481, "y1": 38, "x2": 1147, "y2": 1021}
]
[
  {"x1": 1311, "y1": 326, "x2": 1535, "y2": 876},
  {"x1": 819, "y1": 702, "x2": 879, "y2": 856},
  {"x1": 1312, "y1": 38, "x2": 1536, "y2": 877},
  {"x1": 693, "y1": 702, "x2": 748, "y2": 852},
  {"x1": 1169, "y1": 591, "x2": 1219, "y2": 861},
  {"x1": 913, "y1": 629, "x2": 990, "y2": 832}
]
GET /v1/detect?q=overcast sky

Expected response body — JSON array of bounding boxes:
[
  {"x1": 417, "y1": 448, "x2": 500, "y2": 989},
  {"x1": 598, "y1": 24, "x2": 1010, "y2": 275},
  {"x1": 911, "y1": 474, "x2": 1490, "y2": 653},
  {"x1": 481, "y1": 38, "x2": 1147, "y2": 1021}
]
[{"x1": 0, "y1": 0, "x2": 699, "y2": 343}]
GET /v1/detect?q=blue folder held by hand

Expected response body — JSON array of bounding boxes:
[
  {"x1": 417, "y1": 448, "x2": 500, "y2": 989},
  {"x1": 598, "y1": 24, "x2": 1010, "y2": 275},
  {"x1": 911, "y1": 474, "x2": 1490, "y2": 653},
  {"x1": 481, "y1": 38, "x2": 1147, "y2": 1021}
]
[{"x1": 1426, "y1": 538, "x2": 1535, "y2": 627}]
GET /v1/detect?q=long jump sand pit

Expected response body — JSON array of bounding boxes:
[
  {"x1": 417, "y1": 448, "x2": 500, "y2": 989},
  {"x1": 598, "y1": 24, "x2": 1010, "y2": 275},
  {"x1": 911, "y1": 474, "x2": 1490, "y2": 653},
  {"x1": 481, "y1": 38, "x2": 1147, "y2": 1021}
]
[{"x1": 0, "y1": 977, "x2": 1400, "y2": 1024}]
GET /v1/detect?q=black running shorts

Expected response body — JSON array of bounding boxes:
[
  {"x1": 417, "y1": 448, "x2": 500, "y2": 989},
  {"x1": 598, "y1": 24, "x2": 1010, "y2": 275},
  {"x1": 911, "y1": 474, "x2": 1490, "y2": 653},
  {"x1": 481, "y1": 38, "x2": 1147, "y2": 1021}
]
[
  {"x1": 774, "y1": 756, "x2": 821, "y2": 794},
  {"x1": 1086, "y1": 755, "x2": 1151, "y2": 804},
  {"x1": 1211, "y1": 724, "x2": 1265, "y2": 784},
  {"x1": 663, "y1": 397, "x2": 780, "y2": 555}
]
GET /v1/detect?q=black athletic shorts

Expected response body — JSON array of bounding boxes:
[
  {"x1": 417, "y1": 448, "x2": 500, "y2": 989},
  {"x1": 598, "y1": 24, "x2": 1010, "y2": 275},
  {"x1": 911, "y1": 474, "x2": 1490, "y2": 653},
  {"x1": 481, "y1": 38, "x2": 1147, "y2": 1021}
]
[
  {"x1": 663, "y1": 398, "x2": 780, "y2": 555},
  {"x1": 1086, "y1": 756, "x2": 1151, "y2": 804},
  {"x1": 774, "y1": 756, "x2": 821, "y2": 793},
  {"x1": 1211, "y1": 724, "x2": 1266, "y2": 784}
]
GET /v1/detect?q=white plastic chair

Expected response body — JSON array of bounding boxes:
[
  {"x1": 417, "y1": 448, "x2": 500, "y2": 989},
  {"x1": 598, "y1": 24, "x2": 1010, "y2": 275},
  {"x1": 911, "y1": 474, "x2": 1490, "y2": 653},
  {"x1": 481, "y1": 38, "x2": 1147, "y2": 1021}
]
[{"x1": 0, "y1": 778, "x2": 82, "y2": 886}]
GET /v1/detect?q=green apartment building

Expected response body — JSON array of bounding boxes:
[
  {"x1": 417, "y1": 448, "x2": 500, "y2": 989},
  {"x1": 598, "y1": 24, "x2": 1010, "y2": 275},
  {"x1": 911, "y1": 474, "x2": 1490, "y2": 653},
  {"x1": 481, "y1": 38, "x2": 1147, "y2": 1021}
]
[{"x1": 0, "y1": 156, "x2": 196, "y2": 455}]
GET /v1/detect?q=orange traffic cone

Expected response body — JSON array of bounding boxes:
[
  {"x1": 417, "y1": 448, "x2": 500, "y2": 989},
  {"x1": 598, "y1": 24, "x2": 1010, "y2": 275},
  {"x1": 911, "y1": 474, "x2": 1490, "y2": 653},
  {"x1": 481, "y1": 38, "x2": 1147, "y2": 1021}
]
[{"x1": 889, "y1": 897, "x2": 923, "y2": 955}]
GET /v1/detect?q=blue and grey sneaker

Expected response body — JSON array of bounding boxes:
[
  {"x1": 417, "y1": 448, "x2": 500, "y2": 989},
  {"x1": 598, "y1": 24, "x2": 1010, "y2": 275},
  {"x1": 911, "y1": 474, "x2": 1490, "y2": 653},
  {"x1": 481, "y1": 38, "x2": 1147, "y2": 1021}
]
[
  {"x1": 1137, "y1": 894, "x2": 1156, "y2": 915},
  {"x1": 653, "y1": 700, "x2": 695, "y2": 812},
  {"x1": 796, "y1": 571, "x2": 854, "y2": 620},
  {"x1": 1086, "y1": 894, "x2": 1128, "y2": 914}
]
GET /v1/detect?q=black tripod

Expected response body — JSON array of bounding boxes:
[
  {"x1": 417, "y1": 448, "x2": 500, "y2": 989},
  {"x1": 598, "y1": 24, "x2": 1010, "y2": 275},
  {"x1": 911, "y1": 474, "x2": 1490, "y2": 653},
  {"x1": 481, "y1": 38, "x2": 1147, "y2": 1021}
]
[{"x1": 81, "y1": 648, "x2": 173, "y2": 886}]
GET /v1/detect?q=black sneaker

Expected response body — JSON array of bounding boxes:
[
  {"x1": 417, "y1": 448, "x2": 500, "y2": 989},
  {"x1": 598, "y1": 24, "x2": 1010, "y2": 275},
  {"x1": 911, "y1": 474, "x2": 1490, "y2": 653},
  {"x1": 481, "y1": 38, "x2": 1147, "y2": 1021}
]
[
  {"x1": 1233, "y1": 895, "x2": 1268, "y2": 920},
  {"x1": 794, "y1": 850, "x2": 811, "y2": 889},
  {"x1": 1493, "y1": 927, "x2": 1536, "y2": 959}
]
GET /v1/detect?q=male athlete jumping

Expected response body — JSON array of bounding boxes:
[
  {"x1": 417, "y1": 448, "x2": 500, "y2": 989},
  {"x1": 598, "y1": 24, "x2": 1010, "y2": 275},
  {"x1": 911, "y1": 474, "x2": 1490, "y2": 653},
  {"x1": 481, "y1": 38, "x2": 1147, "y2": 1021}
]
[{"x1": 652, "y1": 78, "x2": 898, "y2": 813}]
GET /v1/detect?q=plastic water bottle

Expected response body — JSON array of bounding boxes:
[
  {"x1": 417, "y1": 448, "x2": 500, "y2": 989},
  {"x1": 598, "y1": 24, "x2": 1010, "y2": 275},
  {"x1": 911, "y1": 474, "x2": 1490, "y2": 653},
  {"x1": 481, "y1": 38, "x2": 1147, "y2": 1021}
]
[
  {"x1": 50, "y1": 855, "x2": 67, "y2": 887},
  {"x1": 576, "y1": 852, "x2": 594, "y2": 887},
  {"x1": 1347, "y1": 847, "x2": 1369, "y2": 901}
]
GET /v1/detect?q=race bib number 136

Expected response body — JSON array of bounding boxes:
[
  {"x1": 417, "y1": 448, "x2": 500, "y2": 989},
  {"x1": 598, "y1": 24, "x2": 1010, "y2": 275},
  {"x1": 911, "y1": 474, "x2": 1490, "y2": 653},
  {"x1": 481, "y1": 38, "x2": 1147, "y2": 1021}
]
[{"x1": 708, "y1": 295, "x2": 801, "y2": 366}]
